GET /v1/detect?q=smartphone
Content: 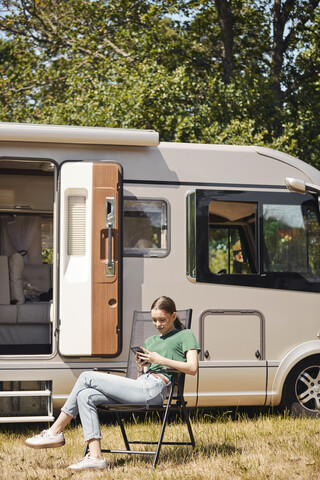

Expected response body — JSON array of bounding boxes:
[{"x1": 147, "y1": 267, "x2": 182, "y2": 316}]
[{"x1": 131, "y1": 346, "x2": 144, "y2": 355}]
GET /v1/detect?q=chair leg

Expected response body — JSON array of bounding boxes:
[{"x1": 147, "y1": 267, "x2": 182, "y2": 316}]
[
  {"x1": 181, "y1": 403, "x2": 195, "y2": 447},
  {"x1": 116, "y1": 412, "x2": 131, "y2": 451},
  {"x1": 152, "y1": 381, "x2": 177, "y2": 470},
  {"x1": 152, "y1": 403, "x2": 170, "y2": 470}
]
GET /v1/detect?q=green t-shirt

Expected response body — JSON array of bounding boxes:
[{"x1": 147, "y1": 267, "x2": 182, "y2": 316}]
[{"x1": 143, "y1": 329, "x2": 201, "y2": 380}]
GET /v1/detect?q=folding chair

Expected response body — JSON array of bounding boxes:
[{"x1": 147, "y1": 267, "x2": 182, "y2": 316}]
[{"x1": 85, "y1": 308, "x2": 195, "y2": 469}]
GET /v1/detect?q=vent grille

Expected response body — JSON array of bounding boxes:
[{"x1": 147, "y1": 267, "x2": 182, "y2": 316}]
[{"x1": 67, "y1": 196, "x2": 86, "y2": 255}]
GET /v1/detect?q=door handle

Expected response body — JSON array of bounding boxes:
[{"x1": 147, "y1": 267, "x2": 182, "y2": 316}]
[{"x1": 105, "y1": 197, "x2": 115, "y2": 276}]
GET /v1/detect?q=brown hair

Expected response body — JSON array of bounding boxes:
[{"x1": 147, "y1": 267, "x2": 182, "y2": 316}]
[{"x1": 151, "y1": 296, "x2": 184, "y2": 330}]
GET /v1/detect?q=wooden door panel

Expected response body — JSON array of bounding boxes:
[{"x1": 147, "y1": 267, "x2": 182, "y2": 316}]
[{"x1": 92, "y1": 163, "x2": 122, "y2": 355}]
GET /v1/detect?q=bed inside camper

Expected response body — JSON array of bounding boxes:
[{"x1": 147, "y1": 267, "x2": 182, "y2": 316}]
[{"x1": 0, "y1": 159, "x2": 54, "y2": 355}]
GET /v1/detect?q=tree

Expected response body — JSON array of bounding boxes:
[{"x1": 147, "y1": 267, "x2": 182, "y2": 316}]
[{"x1": 0, "y1": 0, "x2": 319, "y2": 166}]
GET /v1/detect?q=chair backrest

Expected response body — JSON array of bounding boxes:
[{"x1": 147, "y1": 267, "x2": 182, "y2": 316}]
[{"x1": 126, "y1": 309, "x2": 192, "y2": 380}]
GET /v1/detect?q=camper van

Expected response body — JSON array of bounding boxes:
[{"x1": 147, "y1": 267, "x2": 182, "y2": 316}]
[{"x1": 0, "y1": 122, "x2": 320, "y2": 422}]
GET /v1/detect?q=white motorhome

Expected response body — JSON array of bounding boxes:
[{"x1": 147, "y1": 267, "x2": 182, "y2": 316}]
[{"x1": 0, "y1": 122, "x2": 320, "y2": 422}]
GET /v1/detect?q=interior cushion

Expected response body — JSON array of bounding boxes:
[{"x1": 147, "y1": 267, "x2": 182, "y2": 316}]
[
  {"x1": 17, "y1": 303, "x2": 50, "y2": 324},
  {"x1": 0, "y1": 304, "x2": 17, "y2": 323},
  {"x1": 0, "y1": 256, "x2": 10, "y2": 304},
  {"x1": 0, "y1": 324, "x2": 50, "y2": 344},
  {"x1": 8, "y1": 252, "x2": 25, "y2": 304}
]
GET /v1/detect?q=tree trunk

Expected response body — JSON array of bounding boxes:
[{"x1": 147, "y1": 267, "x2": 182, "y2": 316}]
[
  {"x1": 270, "y1": 0, "x2": 285, "y2": 105},
  {"x1": 215, "y1": 0, "x2": 234, "y2": 84}
]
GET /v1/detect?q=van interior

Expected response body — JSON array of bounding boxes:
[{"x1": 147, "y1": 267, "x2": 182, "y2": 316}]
[{"x1": 0, "y1": 159, "x2": 54, "y2": 355}]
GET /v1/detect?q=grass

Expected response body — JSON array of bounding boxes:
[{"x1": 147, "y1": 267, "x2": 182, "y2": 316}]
[{"x1": 0, "y1": 410, "x2": 319, "y2": 480}]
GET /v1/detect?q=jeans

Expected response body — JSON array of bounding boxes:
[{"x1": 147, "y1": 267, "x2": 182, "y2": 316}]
[{"x1": 61, "y1": 371, "x2": 169, "y2": 442}]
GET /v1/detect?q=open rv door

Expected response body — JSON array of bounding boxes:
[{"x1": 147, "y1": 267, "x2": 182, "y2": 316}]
[{"x1": 59, "y1": 162, "x2": 122, "y2": 356}]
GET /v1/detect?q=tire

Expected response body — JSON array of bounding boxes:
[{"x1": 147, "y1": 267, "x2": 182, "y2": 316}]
[{"x1": 281, "y1": 355, "x2": 320, "y2": 418}]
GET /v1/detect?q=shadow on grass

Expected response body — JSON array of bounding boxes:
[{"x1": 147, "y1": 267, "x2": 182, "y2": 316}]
[
  {"x1": 97, "y1": 405, "x2": 285, "y2": 426},
  {"x1": 197, "y1": 441, "x2": 241, "y2": 457},
  {"x1": 101, "y1": 440, "x2": 241, "y2": 470},
  {"x1": 190, "y1": 405, "x2": 283, "y2": 423}
]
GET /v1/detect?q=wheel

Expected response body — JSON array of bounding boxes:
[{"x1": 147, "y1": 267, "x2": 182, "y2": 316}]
[{"x1": 281, "y1": 355, "x2": 320, "y2": 417}]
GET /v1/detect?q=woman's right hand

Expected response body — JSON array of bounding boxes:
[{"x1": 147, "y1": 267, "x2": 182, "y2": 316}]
[{"x1": 135, "y1": 351, "x2": 150, "y2": 369}]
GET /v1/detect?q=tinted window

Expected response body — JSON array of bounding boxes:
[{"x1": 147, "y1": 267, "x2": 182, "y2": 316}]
[
  {"x1": 187, "y1": 189, "x2": 320, "y2": 292},
  {"x1": 263, "y1": 204, "x2": 320, "y2": 278},
  {"x1": 124, "y1": 199, "x2": 168, "y2": 257}
]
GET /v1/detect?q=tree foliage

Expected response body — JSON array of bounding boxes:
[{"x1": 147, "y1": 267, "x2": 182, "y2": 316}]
[{"x1": 0, "y1": 0, "x2": 320, "y2": 166}]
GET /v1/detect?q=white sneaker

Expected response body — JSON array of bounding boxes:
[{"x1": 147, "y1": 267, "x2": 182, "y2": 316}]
[
  {"x1": 25, "y1": 429, "x2": 65, "y2": 449},
  {"x1": 68, "y1": 454, "x2": 107, "y2": 471}
]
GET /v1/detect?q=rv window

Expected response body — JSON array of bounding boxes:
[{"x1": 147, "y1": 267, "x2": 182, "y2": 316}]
[
  {"x1": 187, "y1": 189, "x2": 320, "y2": 292},
  {"x1": 263, "y1": 204, "x2": 320, "y2": 278},
  {"x1": 186, "y1": 191, "x2": 196, "y2": 279},
  {"x1": 123, "y1": 199, "x2": 168, "y2": 257}
]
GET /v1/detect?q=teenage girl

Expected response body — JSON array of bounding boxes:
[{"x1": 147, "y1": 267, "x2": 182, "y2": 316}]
[{"x1": 26, "y1": 296, "x2": 200, "y2": 471}]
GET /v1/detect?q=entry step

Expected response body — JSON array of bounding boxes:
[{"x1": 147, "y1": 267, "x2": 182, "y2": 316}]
[
  {"x1": 0, "y1": 415, "x2": 55, "y2": 423},
  {"x1": 0, "y1": 380, "x2": 53, "y2": 423},
  {"x1": 0, "y1": 389, "x2": 51, "y2": 397}
]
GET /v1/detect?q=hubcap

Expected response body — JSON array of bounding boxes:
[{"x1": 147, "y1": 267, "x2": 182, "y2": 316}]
[{"x1": 295, "y1": 365, "x2": 320, "y2": 412}]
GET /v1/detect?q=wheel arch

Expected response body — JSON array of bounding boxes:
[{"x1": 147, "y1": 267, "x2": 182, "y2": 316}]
[{"x1": 270, "y1": 340, "x2": 320, "y2": 406}]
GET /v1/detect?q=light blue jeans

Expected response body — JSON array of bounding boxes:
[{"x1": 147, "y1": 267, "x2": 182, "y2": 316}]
[{"x1": 61, "y1": 371, "x2": 169, "y2": 442}]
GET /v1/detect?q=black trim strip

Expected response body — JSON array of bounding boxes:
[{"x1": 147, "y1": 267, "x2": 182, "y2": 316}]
[{"x1": 124, "y1": 179, "x2": 287, "y2": 189}]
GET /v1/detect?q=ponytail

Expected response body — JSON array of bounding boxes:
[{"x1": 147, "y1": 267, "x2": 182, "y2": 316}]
[{"x1": 174, "y1": 315, "x2": 184, "y2": 330}]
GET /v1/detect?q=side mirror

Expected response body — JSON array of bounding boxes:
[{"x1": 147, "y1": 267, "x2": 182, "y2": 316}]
[{"x1": 285, "y1": 177, "x2": 320, "y2": 195}]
